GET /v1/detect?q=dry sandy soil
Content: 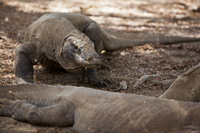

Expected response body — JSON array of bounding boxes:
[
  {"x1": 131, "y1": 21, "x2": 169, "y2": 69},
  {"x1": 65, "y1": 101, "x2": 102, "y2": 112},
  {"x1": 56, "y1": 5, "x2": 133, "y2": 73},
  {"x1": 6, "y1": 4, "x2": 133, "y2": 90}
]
[{"x1": 1, "y1": 0, "x2": 200, "y2": 132}]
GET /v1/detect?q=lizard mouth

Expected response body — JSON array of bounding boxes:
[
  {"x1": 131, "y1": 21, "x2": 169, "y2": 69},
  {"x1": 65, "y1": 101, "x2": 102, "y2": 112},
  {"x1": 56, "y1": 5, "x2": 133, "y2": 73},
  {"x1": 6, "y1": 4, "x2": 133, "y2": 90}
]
[
  {"x1": 84, "y1": 64, "x2": 100, "y2": 69},
  {"x1": 73, "y1": 54, "x2": 101, "y2": 69}
]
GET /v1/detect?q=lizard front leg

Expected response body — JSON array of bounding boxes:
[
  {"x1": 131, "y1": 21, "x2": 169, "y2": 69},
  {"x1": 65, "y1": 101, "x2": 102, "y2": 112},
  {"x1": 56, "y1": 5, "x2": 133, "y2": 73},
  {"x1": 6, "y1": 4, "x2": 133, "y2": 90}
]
[
  {"x1": 14, "y1": 42, "x2": 37, "y2": 84},
  {"x1": 0, "y1": 98, "x2": 75, "y2": 126},
  {"x1": 84, "y1": 23, "x2": 112, "y2": 87}
]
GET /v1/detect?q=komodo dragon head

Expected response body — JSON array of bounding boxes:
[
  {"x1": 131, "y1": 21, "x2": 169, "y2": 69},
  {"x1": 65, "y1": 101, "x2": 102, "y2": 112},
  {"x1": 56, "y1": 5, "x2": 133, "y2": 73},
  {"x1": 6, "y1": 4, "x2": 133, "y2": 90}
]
[{"x1": 58, "y1": 33, "x2": 101, "y2": 71}]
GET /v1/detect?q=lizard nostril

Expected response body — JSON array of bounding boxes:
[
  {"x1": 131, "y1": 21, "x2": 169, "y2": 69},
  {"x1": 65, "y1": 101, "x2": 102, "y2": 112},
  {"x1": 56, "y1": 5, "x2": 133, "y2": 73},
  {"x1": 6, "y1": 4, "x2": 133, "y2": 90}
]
[{"x1": 87, "y1": 57, "x2": 92, "y2": 61}]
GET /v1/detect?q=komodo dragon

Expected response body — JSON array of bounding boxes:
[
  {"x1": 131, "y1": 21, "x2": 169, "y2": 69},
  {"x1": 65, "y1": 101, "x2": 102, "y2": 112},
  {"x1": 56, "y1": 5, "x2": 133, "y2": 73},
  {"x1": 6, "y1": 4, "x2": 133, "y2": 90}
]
[
  {"x1": 15, "y1": 13, "x2": 200, "y2": 86},
  {"x1": 1, "y1": 83, "x2": 200, "y2": 133}
]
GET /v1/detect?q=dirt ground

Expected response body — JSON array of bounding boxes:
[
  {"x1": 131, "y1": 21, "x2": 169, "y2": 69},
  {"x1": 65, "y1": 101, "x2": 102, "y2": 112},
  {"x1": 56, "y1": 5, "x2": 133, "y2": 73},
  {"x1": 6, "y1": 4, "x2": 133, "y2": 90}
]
[{"x1": 1, "y1": 0, "x2": 200, "y2": 132}]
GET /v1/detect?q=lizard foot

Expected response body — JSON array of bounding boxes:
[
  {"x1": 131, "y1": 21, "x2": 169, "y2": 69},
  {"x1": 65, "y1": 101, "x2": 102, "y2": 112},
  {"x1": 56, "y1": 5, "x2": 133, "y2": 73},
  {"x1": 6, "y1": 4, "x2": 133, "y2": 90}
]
[
  {"x1": 83, "y1": 75, "x2": 111, "y2": 87},
  {"x1": 0, "y1": 91, "x2": 22, "y2": 117},
  {"x1": 16, "y1": 77, "x2": 37, "y2": 84},
  {"x1": 83, "y1": 73, "x2": 111, "y2": 87},
  {"x1": 0, "y1": 98, "x2": 18, "y2": 117},
  {"x1": 83, "y1": 68, "x2": 112, "y2": 87}
]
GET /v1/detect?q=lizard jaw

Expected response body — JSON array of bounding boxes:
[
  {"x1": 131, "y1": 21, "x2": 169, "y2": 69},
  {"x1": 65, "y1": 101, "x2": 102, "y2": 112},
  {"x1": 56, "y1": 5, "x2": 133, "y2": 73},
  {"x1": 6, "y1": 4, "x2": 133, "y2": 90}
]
[{"x1": 74, "y1": 54, "x2": 101, "y2": 69}]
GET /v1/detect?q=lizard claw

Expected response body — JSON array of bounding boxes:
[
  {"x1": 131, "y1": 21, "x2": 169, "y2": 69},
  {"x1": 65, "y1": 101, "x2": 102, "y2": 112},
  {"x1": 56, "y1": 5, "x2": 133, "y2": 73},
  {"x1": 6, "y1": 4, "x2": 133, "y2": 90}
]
[
  {"x1": 83, "y1": 77, "x2": 88, "y2": 84},
  {"x1": 103, "y1": 79, "x2": 112, "y2": 84}
]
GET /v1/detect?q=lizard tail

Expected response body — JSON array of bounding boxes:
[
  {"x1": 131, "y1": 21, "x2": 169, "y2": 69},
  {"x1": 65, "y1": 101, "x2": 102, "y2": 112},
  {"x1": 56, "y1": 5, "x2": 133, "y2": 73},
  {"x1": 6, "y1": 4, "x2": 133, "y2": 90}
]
[{"x1": 101, "y1": 28, "x2": 200, "y2": 51}]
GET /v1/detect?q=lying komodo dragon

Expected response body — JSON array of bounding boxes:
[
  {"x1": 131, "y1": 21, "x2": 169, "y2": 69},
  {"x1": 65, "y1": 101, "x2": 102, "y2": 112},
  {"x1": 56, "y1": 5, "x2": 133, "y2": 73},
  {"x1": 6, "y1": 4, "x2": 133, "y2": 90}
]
[
  {"x1": 1, "y1": 83, "x2": 200, "y2": 133},
  {"x1": 15, "y1": 13, "x2": 200, "y2": 86}
]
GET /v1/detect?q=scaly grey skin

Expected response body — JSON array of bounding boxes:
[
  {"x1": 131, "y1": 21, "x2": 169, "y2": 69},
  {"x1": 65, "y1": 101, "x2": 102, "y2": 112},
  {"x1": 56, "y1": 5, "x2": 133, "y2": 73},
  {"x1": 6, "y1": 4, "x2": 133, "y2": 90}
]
[
  {"x1": 1, "y1": 83, "x2": 200, "y2": 133},
  {"x1": 15, "y1": 13, "x2": 200, "y2": 86},
  {"x1": 15, "y1": 13, "x2": 107, "y2": 86}
]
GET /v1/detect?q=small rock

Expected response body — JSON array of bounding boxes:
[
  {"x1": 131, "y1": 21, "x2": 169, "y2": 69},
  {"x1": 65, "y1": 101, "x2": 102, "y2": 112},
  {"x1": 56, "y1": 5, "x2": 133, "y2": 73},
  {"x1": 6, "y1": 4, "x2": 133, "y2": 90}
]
[
  {"x1": 120, "y1": 51, "x2": 130, "y2": 56},
  {"x1": 173, "y1": 15, "x2": 190, "y2": 20},
  {"x1": 120, "y1": 80, "x2": 127, "y2": 90},
  {"x1": 189, "y1": 6, "x2": 200, "y2": 12},
  {"x1": 17, "y1": 33, "x2": 21, "y2": 36}
]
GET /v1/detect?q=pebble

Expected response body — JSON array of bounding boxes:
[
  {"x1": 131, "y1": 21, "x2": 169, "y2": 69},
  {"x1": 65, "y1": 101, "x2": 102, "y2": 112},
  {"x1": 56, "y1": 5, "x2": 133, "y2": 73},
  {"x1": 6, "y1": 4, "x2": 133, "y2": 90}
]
[{"x1": 120, "y1": 80, "x2": 127, "y2": 90}]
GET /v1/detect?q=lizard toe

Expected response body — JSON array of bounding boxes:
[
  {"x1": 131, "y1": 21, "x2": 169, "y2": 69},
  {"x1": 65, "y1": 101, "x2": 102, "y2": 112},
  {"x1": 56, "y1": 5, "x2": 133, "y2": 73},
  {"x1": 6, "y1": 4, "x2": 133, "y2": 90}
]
[
  {"x1": 83, "y1": 77, "x2": 88, "y2": 84},
  {"x1": 102, "y1": 82, "x2": 108, "y2": 87},
  {"x1": 88, "y1": 78, "x2": 99, "y2": 86}
]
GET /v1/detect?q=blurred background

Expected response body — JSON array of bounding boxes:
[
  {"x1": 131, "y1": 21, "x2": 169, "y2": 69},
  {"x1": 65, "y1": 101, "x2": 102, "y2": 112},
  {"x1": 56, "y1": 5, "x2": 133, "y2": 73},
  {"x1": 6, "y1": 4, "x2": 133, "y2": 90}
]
[{"x1": 1, "y1": 0, "x2": 200, "y2": 42}]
